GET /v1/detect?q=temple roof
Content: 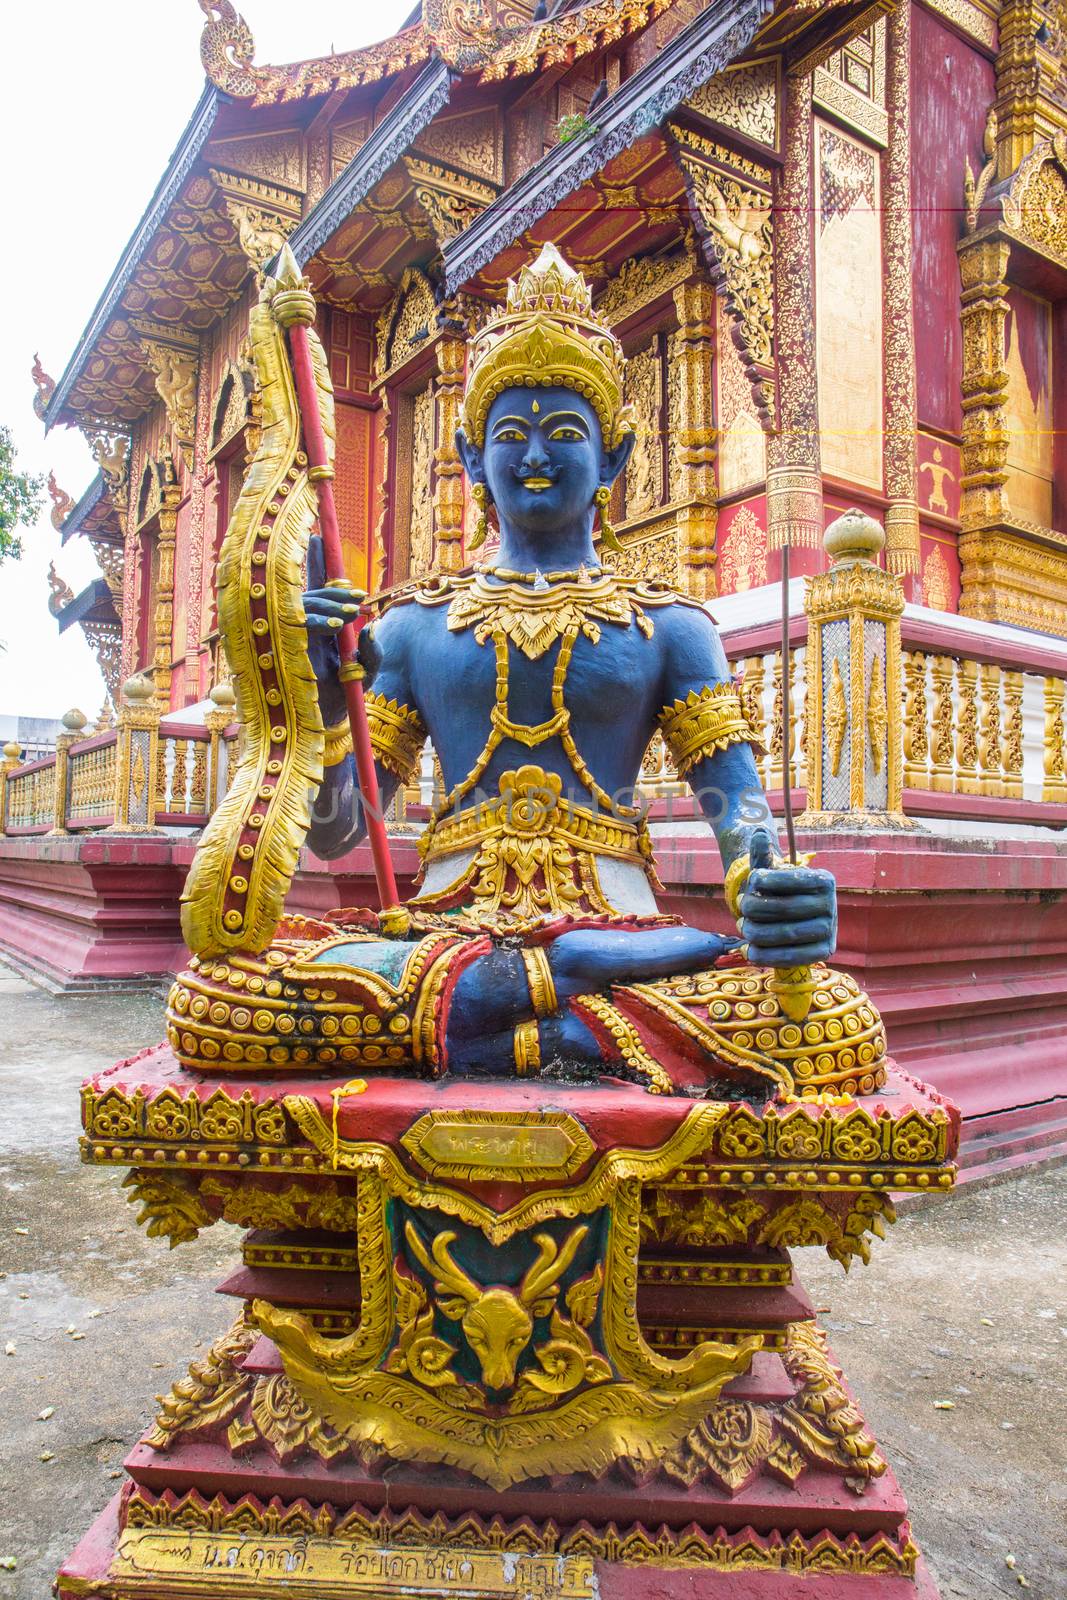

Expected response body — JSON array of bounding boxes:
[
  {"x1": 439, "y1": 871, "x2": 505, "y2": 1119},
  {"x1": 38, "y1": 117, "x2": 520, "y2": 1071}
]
[
  {"x1": 57, "y1": 473, "x2": 123, "y2": 547},
  {"x1": 55, "y1": 576, "x2": 119, "y2": 636},
  {"x1": 43, "y1": 0, "x2": 882, "y2": 435}
]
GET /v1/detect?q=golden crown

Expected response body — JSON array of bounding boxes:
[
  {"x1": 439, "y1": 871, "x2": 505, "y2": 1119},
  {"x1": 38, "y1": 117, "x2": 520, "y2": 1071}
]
[{"x1": 462, "y1": 244, "x2": 633, "y2": 448}]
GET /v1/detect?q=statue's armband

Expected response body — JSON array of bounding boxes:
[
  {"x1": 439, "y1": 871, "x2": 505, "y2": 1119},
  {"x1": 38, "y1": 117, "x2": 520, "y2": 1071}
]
[
  {"x1": 657, "y1": 683, "x2": 757, "y2": 778},
  {"x1": 324, "y1": 695, "x2": 426, "y2": 780}
]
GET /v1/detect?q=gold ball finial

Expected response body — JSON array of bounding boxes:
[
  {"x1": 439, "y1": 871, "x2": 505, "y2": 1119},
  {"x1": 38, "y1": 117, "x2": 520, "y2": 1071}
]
[
  {"x1": 122, "y1": 673, "x2": 155, "y2": 705},
  {"x1": 823, "y1": 508, "x2": 885, "y2": 567},
  {"x1": 62, "y1": 708, "x2": 88, "y2": 733},
  {"x1": 209, "y1": 681, "x2": 237, "y2": 710},
  {"x1": 3, "y1": 741, "x2": 21, "y2": 762}
]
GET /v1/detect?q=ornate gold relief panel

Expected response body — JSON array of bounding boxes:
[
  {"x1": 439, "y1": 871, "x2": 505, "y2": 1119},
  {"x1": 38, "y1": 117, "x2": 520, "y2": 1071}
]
[
  {"x1": 685, "y1": 61, "x2": 779, "y2": 150},
  {"x1": 1003, "y1": 286, "x2": 1053, "y2": 527},
  {"x1": 814, "y1": 121, "x2": 883, "y2": 491},
  {"x1": 717, "y1": 318, "x2": 766, "y2": 497},
  {"x1": 408, "y1": 387, "x2": 436, "y2": 579},
  {"x1": 813, "y1": 21, "x2": 888, "y2": 148},
  {"x1": 624, "y1": 339, "x2": 665, "y2": 520}
]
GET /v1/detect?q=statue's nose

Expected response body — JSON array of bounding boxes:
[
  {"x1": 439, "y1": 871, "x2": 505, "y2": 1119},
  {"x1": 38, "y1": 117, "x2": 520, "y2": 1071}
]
[{"x1": 520, "y1": 435, "x2": 549, "y2": 473}]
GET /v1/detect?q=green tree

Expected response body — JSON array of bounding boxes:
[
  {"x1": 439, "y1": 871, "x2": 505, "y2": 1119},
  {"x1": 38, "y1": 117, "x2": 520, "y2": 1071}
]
[{"x1": 0, "y1": 426, "x2": 43, "y2": 561}]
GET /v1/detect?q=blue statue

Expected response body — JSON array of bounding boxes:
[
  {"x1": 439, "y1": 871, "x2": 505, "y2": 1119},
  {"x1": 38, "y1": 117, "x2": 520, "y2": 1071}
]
[{"x1": 171, "y1": 246, "x2": 886, "y2": 1100}]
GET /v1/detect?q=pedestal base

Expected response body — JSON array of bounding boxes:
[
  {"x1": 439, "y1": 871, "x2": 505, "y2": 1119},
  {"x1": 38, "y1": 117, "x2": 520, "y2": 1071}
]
[{"x1": 65, "y1": 1053, "x2": 956, "y2": 1598}]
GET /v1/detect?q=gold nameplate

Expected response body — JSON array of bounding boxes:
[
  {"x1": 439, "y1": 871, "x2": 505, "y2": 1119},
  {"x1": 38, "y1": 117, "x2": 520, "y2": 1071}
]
[
  {"x1": 400, "y1": 1109, "x2": 594, "y2": 1180},
  {"x1": 112, "y1": 1530, "x2": 596, "y2": 1598}
]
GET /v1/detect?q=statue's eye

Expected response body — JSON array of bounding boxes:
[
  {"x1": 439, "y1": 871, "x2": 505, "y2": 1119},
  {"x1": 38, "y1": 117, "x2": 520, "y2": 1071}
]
[
  {"x1": 548, "y1": 427, "x2": 582, "y2": 442},
  {"x1": 494, "y1": 428, "x2": 526, "y2": 442}
]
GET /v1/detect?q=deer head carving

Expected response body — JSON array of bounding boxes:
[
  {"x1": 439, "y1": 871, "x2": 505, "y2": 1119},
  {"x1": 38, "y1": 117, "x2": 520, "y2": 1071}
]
[{"x1": 404, "y1": 1221, "x2": 588, "y2": 1391}]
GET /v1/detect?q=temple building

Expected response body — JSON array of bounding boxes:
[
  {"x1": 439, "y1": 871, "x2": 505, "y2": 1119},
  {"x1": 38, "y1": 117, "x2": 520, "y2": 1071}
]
[{"x1": 11, "y1": 0, "x2": 1067, "y2": 1170}]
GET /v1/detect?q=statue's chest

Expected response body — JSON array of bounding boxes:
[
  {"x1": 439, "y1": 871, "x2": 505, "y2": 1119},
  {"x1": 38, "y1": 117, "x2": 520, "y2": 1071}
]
[{"x1": 412, "y1": 618, "x2": 659, "y2": 738}]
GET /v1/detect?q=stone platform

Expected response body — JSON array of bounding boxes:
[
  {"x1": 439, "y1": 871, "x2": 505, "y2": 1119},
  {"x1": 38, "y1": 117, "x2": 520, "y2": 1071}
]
[{"x1": 59, "y1": 1046, "x2": 959, "y2": 1598}]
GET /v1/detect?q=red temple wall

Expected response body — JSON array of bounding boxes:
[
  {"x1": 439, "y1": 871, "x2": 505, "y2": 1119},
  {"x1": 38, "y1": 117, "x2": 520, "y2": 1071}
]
[{"x1": 910, "y1": 2, "x2": 994, "y2": 438}]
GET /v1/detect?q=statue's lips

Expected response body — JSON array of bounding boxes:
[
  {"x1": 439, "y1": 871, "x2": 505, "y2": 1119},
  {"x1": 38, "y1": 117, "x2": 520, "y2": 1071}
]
[{"x1": 520, "y1": 477, "x2": 555, "y2": 491}]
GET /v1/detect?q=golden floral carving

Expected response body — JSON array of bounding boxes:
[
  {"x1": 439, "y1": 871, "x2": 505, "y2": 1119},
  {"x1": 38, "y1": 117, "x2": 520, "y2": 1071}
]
[
  {"x1": 140, "y1": 341, "x2": 198, "y2": 465},
  {"x1": 677, "y1": 154, "x2": 773, "y2": 370},
  {"x1": 717, "y1": 506, "x2": 767, "y2": 593},
  {"x1": 866, "y1": 654, "x2": 887, "y2": 775},
  {"x1": 827, "y1": 657, "x2": 848, "y2": 777},
  {"x1": 146, "y1": 1313, "x2": 257, "y2": 1450},
  {"x1": 624, "y1": 341, "x2": 663, "y2": 518},
  {"x1": 922, "y1": 545, "x2": 950, "y2": 610},
  {"x1": 686, "y1": 62, "x2": 777, "y2": 147}
]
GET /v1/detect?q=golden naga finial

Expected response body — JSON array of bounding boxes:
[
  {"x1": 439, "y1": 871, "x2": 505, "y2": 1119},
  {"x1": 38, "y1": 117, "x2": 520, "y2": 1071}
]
[
  {"x1": 47, "y1": 472, "x2": 75, "y2": 532},
  {"x1": 462, "y1": 243, "x2": 633, "y2": 449},
  {"x1": 31, "y1": 353, "x2": 55, "y2": 422},
  {"x1": 198, "y1": 0, "x2": 261, "y2": 98}
]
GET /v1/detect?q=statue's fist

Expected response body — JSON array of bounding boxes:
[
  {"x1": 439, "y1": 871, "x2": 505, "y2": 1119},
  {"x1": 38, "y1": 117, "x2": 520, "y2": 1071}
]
[
  {"x1": 301, "y1": 535, "x2": 372, "y2": 726},
  {"x1": 739, "y1": 825, "x2": 838, "y2": 968}
]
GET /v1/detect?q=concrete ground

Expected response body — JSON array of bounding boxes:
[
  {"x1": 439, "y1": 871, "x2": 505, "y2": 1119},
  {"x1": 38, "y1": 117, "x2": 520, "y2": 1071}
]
[{"x1": 0, "y1": 971, "x2": 1063, "y2": 1600}]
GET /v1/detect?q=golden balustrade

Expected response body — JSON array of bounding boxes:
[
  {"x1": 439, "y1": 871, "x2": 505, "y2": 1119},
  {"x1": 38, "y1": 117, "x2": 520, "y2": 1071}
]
[{"x1": 899, "y1": 649, "x2": 1066, "y2": 805}]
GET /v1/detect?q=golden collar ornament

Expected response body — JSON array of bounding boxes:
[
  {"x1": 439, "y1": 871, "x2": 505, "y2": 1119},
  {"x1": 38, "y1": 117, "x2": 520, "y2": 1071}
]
[{"x1": 443, "y1": 570, "x2": 673, "y2": 659}]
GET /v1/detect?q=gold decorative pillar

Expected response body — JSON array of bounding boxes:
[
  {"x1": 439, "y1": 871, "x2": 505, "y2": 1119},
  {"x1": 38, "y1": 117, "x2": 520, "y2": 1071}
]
[
  {"x1": 767, "y1": 73, "x2": 822, "y2": 559},
  {"x1": 928, "y1": 658, "x2": 956, "y2": 793},
  {"x1": 433, "y1": 331, "x2": 467, "y2": 574},
  {"x1": 108, "y1": 675, "x2": 162, "y2": 834},
  {"x1": 1002, "y1": 671, "x2": 1024, "y2": 798},
  {"x1": 669, "y1": 280, "x2": 717, "y2": 599},
  {"x1": 205, "y1": 682, "x2": 237, "y2": 814},
  {"x1": 0, "y1": 741, "x2": 21, "y2": 833},
  {"x1": 800, "y1": 509, "x2": 910, "y2": 827},
  {"x1": 154, "y1": 463, "x2": 182, "y2": 705},
  {"x1": 978, "y1": 663, "x2": 1003, "y2": 796},
  {"x1": 902, "y1": 653, "x2": 930, "y2": 789},
  {"x1": 48, "y1": 709, "x2": 88, "y2": 836},
  {"x1": 994, "y1": 0, "x2": 1067, "y2": 181},
  {"x1": 882, "y1": 1, "x2": 921, "y2": 592},
  {"x1": 955, "y1": 659, "x2": 980, "y2": 794},
  {"x1": 957, "y1": 239, "x2": 1011, "y2": 530},
  {"x1": 1042, "y1": 677, "x2": 1066, "y2": 802}
]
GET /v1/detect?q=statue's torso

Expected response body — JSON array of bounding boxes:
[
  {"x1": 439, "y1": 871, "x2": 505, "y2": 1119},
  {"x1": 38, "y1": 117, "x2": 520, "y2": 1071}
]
[{"x1": 400, "y1": 603, "x2": 666, "y2": 816}]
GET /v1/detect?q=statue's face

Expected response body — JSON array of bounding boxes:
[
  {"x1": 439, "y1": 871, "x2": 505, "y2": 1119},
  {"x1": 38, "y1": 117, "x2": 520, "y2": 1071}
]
[{"x1": 477, "y1": 387, "x2": 608, "y2": 534}]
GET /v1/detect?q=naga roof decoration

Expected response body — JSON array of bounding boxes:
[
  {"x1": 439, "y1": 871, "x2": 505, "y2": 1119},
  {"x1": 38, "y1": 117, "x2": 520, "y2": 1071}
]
[{"x1": 199, "y1": 0, "x2": 680, "y2": 105}]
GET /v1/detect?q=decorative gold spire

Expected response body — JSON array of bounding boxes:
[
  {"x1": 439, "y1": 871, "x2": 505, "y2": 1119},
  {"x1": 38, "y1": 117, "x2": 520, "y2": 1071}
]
[{"x1": 462, "y1": 244, "x2": 633, "y2": 448}]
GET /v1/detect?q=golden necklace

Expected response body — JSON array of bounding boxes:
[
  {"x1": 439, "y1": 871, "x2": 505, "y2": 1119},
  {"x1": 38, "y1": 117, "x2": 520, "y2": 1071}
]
[
  {"x1": 447, "y1": 569, "x2": 656, "y2": 660},
  {"x1": 476, "y1": 562, "x2": 603, "y2": 584}
]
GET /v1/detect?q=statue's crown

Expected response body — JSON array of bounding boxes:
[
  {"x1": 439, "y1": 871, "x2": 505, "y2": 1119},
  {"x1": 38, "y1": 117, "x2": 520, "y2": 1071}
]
[{"x1": 462, "y1": 244, "x2": 632, "y2": 448}]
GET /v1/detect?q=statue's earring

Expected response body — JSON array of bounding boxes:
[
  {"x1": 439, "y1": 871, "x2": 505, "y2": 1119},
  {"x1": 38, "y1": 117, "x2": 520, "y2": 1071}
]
[
  {"x1": 469, "y1": 481, "x2": 491, "y2": 552},
  {"x1": 594, "y1": 485, "x2": 623, "y2": 553}
]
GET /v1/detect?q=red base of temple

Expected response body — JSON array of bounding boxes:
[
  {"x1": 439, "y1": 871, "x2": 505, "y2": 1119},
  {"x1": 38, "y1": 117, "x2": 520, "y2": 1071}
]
[
  {"x1": 0, "y1": 835, "x2": 187, "y2": 989},
  {"x1": 3, "y1": 828, "x2": 1063, "y2": 1172}
]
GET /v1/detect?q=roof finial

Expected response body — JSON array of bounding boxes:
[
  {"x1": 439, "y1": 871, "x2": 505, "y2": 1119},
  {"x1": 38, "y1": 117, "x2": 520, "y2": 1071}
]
[
  {"x1": 31, "y1": 354, "x2": 55, "y2": 422},
  {"x1": 198, "y1": 0, "x2": 260, "y2": 98}
]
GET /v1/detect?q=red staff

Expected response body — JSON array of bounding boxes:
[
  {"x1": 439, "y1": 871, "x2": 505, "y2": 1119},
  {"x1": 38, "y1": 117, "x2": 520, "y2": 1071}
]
[{"x1": 273, "y1": 243, "x2": 401, "y2": 917}]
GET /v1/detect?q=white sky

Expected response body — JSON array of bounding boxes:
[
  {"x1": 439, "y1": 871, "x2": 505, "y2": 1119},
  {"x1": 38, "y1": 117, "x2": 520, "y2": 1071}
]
[{"x1": 0, "y1": 0, "x2": 412, "y2": 719}]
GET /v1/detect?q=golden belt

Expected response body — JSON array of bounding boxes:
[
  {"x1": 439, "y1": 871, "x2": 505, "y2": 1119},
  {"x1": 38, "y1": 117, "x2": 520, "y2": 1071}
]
[{"x1": 419, "y1": 775, "x2": 656, "y2": 873}]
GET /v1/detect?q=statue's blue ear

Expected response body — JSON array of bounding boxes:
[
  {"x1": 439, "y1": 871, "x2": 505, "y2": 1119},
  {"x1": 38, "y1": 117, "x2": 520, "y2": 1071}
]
[
  {"x1": 456, "y1": 428, "x2": 484, "y2": 485},
  {"x1": 600, "y1": 430, "x2": 636, "y2": 488}
]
